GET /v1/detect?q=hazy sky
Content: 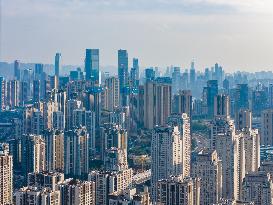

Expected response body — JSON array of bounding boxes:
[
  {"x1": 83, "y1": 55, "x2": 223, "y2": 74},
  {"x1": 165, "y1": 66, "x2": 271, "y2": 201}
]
[{"x1": 1, "y1": 0, "x2": 273, "y2": 72}]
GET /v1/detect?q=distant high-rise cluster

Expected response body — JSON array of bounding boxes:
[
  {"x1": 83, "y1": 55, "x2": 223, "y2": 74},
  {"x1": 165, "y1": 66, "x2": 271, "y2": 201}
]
[{"x1": 1, "y1": 50, "x2": 273, "y2": 204}]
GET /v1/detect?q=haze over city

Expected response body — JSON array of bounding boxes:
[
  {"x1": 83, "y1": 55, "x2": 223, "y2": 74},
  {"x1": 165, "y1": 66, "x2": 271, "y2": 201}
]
[{"x1": 1, "y1": 0, "x2": 273, "y2": 71}]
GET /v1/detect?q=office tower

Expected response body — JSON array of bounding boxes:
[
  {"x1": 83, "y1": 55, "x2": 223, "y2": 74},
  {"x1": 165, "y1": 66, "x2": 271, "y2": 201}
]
[
  {"x1": 14, "y1": 60, "x2": 21, "y2": 80},
  {"x1": 223, "y1": 79, "x2": 230, "y2": 92},
  {"x1": 235, "y1": 84, "x2": 249, "y2": 113},
  {"x1": 207, "y1": 80, "x2": 218, "y2": 118},
  {"x1": 0, "y1": 76, "x2": 6, "y2": 110},
  {"x1": 44, "y1": 129, "x2": 64, "y2": 172},
  {"x1": 190, "y1": 61, "x2": 196, "y2": 86},
  {"x1": 151, "y1": 125, "x2": 190, "y2": 201},
  {"x1": 233, "y1": 129, "x2": 260, "y2": 200},
  {"x1": 21, "y1": 134, "x2": 46, "y2": 176},
  {"x1": 118, "y1": 49, "x2": 129, "y2": 106},
  {"x1": 34, "y1": 63, "x2": 44, "y2": 79},
  {"x1": 130, "y1": 58, "x2": 139, "y2": 89},
  {"x1": 172, "y1": 90, "x2": 192, "y2": 118},
  {"x1": 25, "y1": 108, "x2": 44, "y2": 135},
  {"x1": 156, "y1": 176, "x2": 200, "y2": 205},
  {"x1": 7, "y1": 79, "x2": 20, "y2": 108},
  {"x1": 52, "y1": 111, "x2": 64, "y2": 130},
  {"x1": 33, "y1": 80, "x2": 41, "y2": 102},
  {"x1": 172, "y1": 67, "x2": 181, "y2": 94},
  {"x1": 214, "y1": 94, "x2": 230, "y2": 117},
  {"x1": 64, "y1": 127, "x2": 89, "y2": 177},
  {"x1": 144, "y1": 68, "x2": 155, "y2": 82},
  {"x1": 261, "y1": 109, "x2": 273, "y2": 145},
  {"x1": 54, "y1": 53, "x2": 61, "y2": 89},
  {"x1": 85, "y1": 49, "x2": 100, "y2": 84},
  {"x1": 235, "y1": 109, "x2": 252, "y2": 131},
  {"x1": 104, "y1": 76, "x2": 120, "y2": 111},
  {"x1": 15, "y1": 187, "x2": 61, "y2": 205},
  {"x1": 214, "y1": 63, "x2": 223, "y2": 85},
  {"x1": 89, "y1": 170, "x2": 132, "y2": 205},
  {"x1": 28, "y1": 171, "x2": 64, "y2": 191},
  {"x1": 144, "y1": 78, "x2": 172, "y2": 129},
  {"x1": 242, "y1": 172, "x2": 272, "y2": 205},
  {"x1": 0, "y1": 144, "x2": 13, "y2": 205},
  {"x1": 191, "y1": 149, "x2": 222, "y2": 205},
  {"x1": 252, "y1": 85, "x2": 268, "y2": 116}
]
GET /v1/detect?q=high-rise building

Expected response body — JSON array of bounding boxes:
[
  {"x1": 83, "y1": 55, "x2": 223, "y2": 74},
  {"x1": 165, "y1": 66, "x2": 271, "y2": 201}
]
[
  {"x1": 151, "y1": 123, "x2": 191, "y2": 201},
  {"x1": 85, "y1": 49, "x2": 100, "y2": 84},
  {"x1": 235, "y1": 109, "x2": 252, "y2": 131},
  {"x1": 211, "y1": 116, "x2": 235, "y2": 199},
  {"x1": 28, "y1": 171, "x2": 64, "y2": 191},
  {"x1": 190, "y1": 61, "x2": 196, "y2": 86},
  {"x1": 144, "y1": 78, "x2": 172, "y2": 129},
  {"x1": 130, "y1": 58, "x2": 139, "y2": 89},
  {"x1": 21, "y1": 134, "x2": 46, "y2": 177},
  {"x1": 14, "y1": 60, "x2": 21, "y2": 80},
  {"x1": 172, "y1": 90, "x2": 192, "y2": 118},
  {"x1": 235, "y1": 84, "x2": 249, "y2": 113},
  {"x1": 0, "y1": 76, "x2": 6, "y2": 110},
  {"x1": 64, "y1": 127, "x2": 89, "y2": 177},
  {"x1": 242, "y1": 172, "x2": 272, "y2": 205},
  {"x1": 58, "y1": 179, "x2": 96, "y2": 205},
  {"x1": 7, "y1": 80, "x2": 20, "y2": 108},
  {"x1": 261, "y1": 109, "x2": 273, "y2": 145},
  {"x1": 156, "y1": 176, "x2": 200, "y2": 205},
  {"x1": 44, "y1": 129, "x2": 64, "y2": 172},
  {"x1": 15, "y1": 187, "x2": 61, "y2": 205},
  {"x1": 54, "y1": 53, "x2": 61, "y2": 89},
  {"x1": 0, "y1": 144, "x2": 13, "y2": 205},
  {"x1": 214, "y1": 94, "x2": 230, "y2": 117},
  {"x1": 233, "y1": 129, "x2": 260, "y2": 200},
  {"x1": 33, "y1": 80, "x2": 41, "y2": 102},
  {"x1": 191, "y1": 149, "x2": 222, "y2": 205},
  {"x1": 118, "y1": 49, "x2": 129, "y2": 106},
  {"x1": 89, "y1": 170, "x2": 132, "y2": 205},
  {"x1": 52, "y1": 111, "x2": 64, "y2": 130},
  {"x1": 207, "y1": 80, "x2": 218, "y2": 118},
  {"x1": 104, "y1": 147, "x2": 128, "y2": 172},
  {"x1": 269, "y1": 84, "x2": 273, "y2": 108},
  {"x1": 104, "y1": 76, "x2": 120, "y2": 111}
]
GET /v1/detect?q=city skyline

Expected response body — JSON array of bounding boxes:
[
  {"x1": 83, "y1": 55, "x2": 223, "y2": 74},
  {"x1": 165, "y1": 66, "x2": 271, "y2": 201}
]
[{"x1": 1, "y1": 0, "x2": 273, "y2": 72}]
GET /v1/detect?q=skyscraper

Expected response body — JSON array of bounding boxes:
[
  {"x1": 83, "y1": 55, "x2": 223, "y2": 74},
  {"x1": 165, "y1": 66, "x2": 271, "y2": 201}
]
[
  {"x1": 261, "y1": 109, "x2": 273, "y2": 145},
  {"x1": 0, "y1": 144, "x2": 13, "y2": 205},
  {"x1": 151, "y1": 124, "x2": 191, "y2": 201},
  {"x1": 64, "y1": 127, "x2": 89, "y2": 177},
  {"x1": 118, "y1": 49, "x2": 129, "y2": 106},
  {"x1": 233, "y1": 129, "x2": 260, "y2": 200},
  {"x1": 235, "y1": 84, "x2": 249, "y2": 113},
  {"x1": 214, "y1": 94, "x2": 230, "y2": 117},
  {"x1": 172, "y1": 90, "x2": 193, "y2": 118},
  {"x1": 104, "y1": 76, "x2": 120, "y2": 111},
  {"x1": 235, "y1": 109, "x2": 252, "y2": 131},
  {"x1": 85, "y1": 49, "x2": 100, "y2": 84},
  {"x1": 54, "y1": 53, "x2": 61, "y2": 89},
  {"x1": 242, "y1": 172, "x2": 272, "y2": 205},
  {"x1": 144, "y1": 78, "x2": 172, "y2": 129},
  {"x1": 207, "y1": 80, "x2": 218, "y2": 118},
  {"x1": 14, "y1": 60, "x2": 20, "y2": 80},
  {"x1": 0, "y1": 76, "x2": 6, "y2": 110}
]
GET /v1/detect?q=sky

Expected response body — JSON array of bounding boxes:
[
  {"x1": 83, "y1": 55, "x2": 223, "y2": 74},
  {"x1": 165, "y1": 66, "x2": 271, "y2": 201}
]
[{"x1": 1, "y1": 0, "x2": 273, "y2": 72}]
